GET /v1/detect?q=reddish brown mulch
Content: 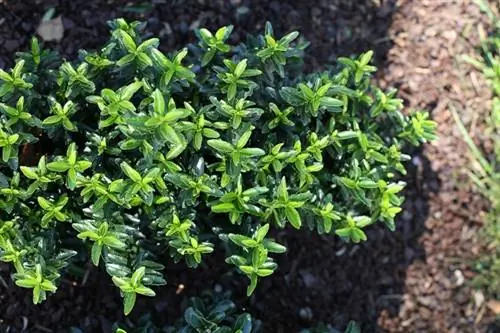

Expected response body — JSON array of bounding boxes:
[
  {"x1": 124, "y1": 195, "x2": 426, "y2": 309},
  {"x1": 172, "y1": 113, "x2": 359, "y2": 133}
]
[
  {"x1": 0, "y1": 0, "x2": 498, "y2": 332},
  {"x1": 376, "y1": 0, "x2": 497, "y2": 332}
]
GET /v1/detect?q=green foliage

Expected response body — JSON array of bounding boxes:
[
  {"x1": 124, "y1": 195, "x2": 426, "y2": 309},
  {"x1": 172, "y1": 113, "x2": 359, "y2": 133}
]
[
  {"x1": 0, "y1": 18, "x2": 435, "y2": 316},
  {"x1": 111, "y1": 291, "x2": 261, "y2": 333},
  {"x1": 458, "y1": 0, "x2": 500, "y2": 300},
  {"x1": 109, "y1": 289, "x2": 360, "y2": 333}
]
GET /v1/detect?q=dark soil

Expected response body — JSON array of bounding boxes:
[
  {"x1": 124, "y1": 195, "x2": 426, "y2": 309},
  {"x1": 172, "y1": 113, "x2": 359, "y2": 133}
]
[{"x1": 0, "y1": 0, "x2": 498, "y2": 332}]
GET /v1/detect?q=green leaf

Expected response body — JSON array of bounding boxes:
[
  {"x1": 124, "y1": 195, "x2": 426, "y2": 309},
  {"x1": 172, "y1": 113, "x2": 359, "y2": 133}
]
[
  {"x1": 40, "y1": 280, "x2": 57, "y2": 292},
  {"x1": 43, "y1": 115, "x2": 61, "y2": 125},
  {"x1": 256, "y1": 269, "x2": 273, "y2": 277},
  {"x1": 116, "y1": 54, "x2": 136, "y2": 67},
  {"x1": 15, "y1": 278, "x2": 37, "y2": 289},
  {"x1": 135, "y1": 286, "x2": 156, "y2": 297},
  {"x1": 263, "y1": 240, "x2": 287, "y2": 253},
  {"x1": 102, "y1": 236, "x2": 126, "y2": 249},
  {"x1": 212, "y1": 202, "x2": 236, "y2": 213},
  {"x1": 335, "y1": 228, "x2": 351, "y2": 238},
  {"x1": 91, "y1": 242, "x2": 102, "y2": 266},
  {"x1": 20, "y1": 166, "x2": 38, "y2": 180},
  {"x1": 240, "y1": 148, "x2": 265, "y2": 157},
  {"x1": 118, "y1": 30, "x2": 137, "y2": 52},
  {"x1": 37, "y1": 197, "x2": 53, "y2": 210},
  {"x1": 185, "y1": 307, "x2": 206, "y2": 328},
  {"x1": 131, "y1": 266, "x2": 146, "y2": 286},
  {"x1": 284, "y1": 206, "x2": 301, "y2": 229},
  {"x1": 207, "y1": 139, "x2": 234, "y2": 153},
  {"x1": 123, "y1": 292, "x2": 137, "y2": 315},
  {"x1": 234, "y1": 59, "x2": 248, "y2": 77},
  {"x1": 160, "y1": 124, "x2": 183, "y2": 145},
  {"x1": 320, "y1": 97, "x2": 343, "y2": 108},
  {"x1": 121, "y1": 162, "x2": 142, "y2": 183},
  {"x1": 239, "y1": 265, "x2": 254, "y2": 275},
  {"x1": 67, "y1": 168, "x2": 77, "y2": 190},
  {"x1": 120, "y1": 81, "x2": 143, "y2": 100},
  {"x1": 277, "y1": 177, "x2": 288, "y2": 202},
  {"x1": 255, "y1": 224, "x2": 269, "y2": 242},
  {"x1": 152, "y1": 89, "x2": 165, "y2": 114},
  {"x1": 47, "y1": 161, "x2": 70, "y2": 172}
]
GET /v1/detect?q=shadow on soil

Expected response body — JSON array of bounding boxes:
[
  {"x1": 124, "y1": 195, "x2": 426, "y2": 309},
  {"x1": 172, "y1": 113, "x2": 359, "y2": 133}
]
[{"x1": 0, "y1": 0, "x2": 440, "y2": 332}]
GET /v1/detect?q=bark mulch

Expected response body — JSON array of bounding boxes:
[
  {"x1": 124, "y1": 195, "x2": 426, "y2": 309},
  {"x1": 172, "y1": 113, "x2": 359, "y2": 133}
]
[{"x1": 0, "y1": 0, "x2": 498, "y2": 332}]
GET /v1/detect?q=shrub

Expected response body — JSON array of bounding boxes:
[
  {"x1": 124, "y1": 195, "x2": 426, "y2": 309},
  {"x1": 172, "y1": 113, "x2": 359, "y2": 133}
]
[{"x1": 0, "y1": 18, "x2": 436, "y2": 317}]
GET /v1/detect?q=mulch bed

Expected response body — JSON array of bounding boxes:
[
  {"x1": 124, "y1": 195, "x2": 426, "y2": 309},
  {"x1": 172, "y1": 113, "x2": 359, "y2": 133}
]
[{"x1": 0, "y1": 0, "x2": 498, "y2": 332}]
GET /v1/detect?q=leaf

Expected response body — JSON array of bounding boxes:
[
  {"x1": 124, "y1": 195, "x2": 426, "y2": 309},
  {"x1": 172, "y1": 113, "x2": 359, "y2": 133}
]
[
  {"x1": 131, "y1": 267, "x2": 146, "y2": 286},
  {"x1": 284, "y1": 206, "x2": 301, "y2": 229},
  {"x1": 335, "y1": 228, "x2": 351, "y2": 238},
  {"x1": 120, "y1": 162, "x2": 142, "y2": 183},
  {"x1": 239, "y1": 266, "x2": 254, "y2": 274},
  {"x1": 102, "y1": 236, "x2": 126, "y2": 249},
  {"x1": 152, "y1": 89, "x2": 165, "y2": 114},
  {"x1": 118, "y1": 30, "x2": 137, "y2": 52},
  {"x1": 116, "y1": 54, "x2": 136, "y2": 67},
  {"x1": 43, "y1": 115, "x2": 61, "y2": 125},
  {"x1": 137, "y1": 38, "x2": 159, "y2": 52},
  {"x1": 263, "y1": 239, "x2": 287, "y2": 253},
  {"x1": 137, "y1": 53, "x2": 153, "y2": 67},
  {"x1": 135, "y1": 286, "x2": 156, "y2": 297},
  {"x1": 2, "y1": 145, "x2": 11, "y2": 162},
  {"x1": 0, "y1": 69, "x2": 12, "y2": 82},
  {"x1": 320, "y1": 96, "x2": 343, "y2": 109},
  {"x1": 240, "y1": 148, "x2": 265, "y2": 157},
  {"x1": 337, "y1": 131, "x2": 358, "y2": 140},
  {"x1": 160, "y1": 124, "x2": 183, "y2": 145},
  {"x1": 280, "y1": 31, "x2": 299, "y2": 45},
  {"x1": 207, "y1": 139, "x2": 234, "y2": 153},
  {"x1": 15, "y1": 278, "x2": 37, "y2": 288},
  {"x1": 40, "y1": 280, "x2": 57, "y2": 292},
  {"x1": 184, "y1": 307, "x2": 206, "y2": 328},
  {"x1": 228, "y1": 234, "x2": 252, "y2": 247},
  {"x1": 47, "y1": 160, "x2": 70, "y2": 172},
  {"x1": 211, "y1": 202, "x2": 236, "y2": 213},
  {"x1": 75, "y1": 160, "x2": 92, "y2": 172},
  {"x1": 66, "y1": 168, "x2": 77, "y2": 190},
  {"x1": 277, "y1": 177, "x2": 288, "y2": 202},
  {"x1": 123, "y1": 292, "x2": 137, "y2": 315},
  {"x1": 165, "y1": 144, "x2": 186, "y2": 160},
  {"x1": 227, "y1": 83, "x2": 237, "y2": 101},
  {"x1": 234, "y1": 59, "x2": 248, "y2": 77},
  {"x1": 256, "y1": 269, "x2": 273, "y2": 277},
  {"x1": 20, "y1": 166, "x2": 38, "y2": 180},
  {"x1": 255, "y1": 224, "x2": 269, "y2": 242},
  {"x1": 120, "y1": 81, "x2": 143, "y2": 100},
  {"x1": 199, "y1": 28, "x2": 213, "y2": 42},
  {"x1": 91, "y1": 242, "x2": 102, "y2": 266},
  {"x1": 247, "y1": 274, "x2": 258, "y2": 296},
  {"x1": 37, "y1": 197, "x2": 53, "y2": 210},
  {"x1": 236, "y1": 128, "x2": 253, "y2": 148}
]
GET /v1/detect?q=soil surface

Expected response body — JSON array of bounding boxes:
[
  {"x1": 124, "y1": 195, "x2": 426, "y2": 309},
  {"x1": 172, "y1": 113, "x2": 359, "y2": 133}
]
[{"x1": 0, "y1": 0, "x2": 498, "y2": 332}]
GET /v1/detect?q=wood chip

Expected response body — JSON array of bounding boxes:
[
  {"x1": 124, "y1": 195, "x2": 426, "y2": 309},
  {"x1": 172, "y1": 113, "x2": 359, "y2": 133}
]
[
  {"x1": 36, "y1": 16, "x2": 64, "y2": 42},
  {"x1": 486, "y1": 300, "x2": 500, "y2": 315}
]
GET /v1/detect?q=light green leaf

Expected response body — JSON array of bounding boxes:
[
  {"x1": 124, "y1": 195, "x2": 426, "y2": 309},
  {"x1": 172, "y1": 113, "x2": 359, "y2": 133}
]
[
  {"x1": 123, "y1": 292, "x2": 137, "y2": 315},
  {"x1": 91, "y1": 242, "x2": 102, "y2": 266},
  {"x1": 284, "y1": 206, "x2": 301, "y2": 229},
  {"x1": 121, "y1": 162, "x2": 142, "y2": 183},
  {"x1": 207, "y1": 139, "x2": 234, "y2": 153}
]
